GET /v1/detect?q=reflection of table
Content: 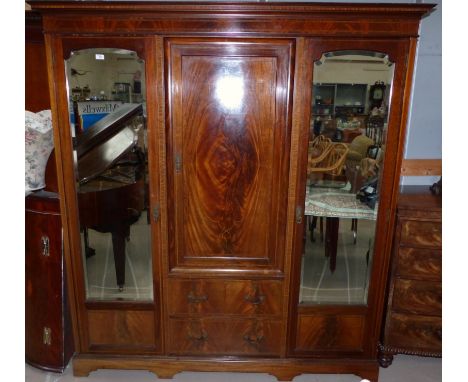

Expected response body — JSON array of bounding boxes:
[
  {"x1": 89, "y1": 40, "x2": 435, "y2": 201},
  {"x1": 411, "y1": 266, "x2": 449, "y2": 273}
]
[{"x1": 304, "y1": 187, "x2": 377, "y2": 272}]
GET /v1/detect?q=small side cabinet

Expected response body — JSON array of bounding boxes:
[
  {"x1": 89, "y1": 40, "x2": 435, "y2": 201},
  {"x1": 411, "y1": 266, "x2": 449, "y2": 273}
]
[
  {"x1": 379, "y1": 186, "x2": 442, "y2": 367},
  {"x1": 25, "y1": 191, "x2": 74, "y2": 372}
]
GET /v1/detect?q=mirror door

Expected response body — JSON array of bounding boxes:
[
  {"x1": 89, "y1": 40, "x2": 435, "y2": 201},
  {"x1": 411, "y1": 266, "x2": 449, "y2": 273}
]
[
  {"x1": 300, "y1": 51, "x2": 394, "y2": 305},
  {"x1": 289, "y1": 40, "x2": 409, "y2": 356},
  {"x1": 65, "y1": 48, "x2": 152, "y2": 301}
]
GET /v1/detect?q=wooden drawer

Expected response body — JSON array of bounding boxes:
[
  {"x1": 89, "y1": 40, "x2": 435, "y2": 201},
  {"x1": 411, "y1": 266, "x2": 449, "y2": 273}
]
[
  {"x1": 296, "y1": 314, "x2": 365, "y2": 353},
  {"x1": 397, "y1": 247, "x2": 441, "y2": 281},
  {"x1": 167, "y1": 318, "x2": 281, "y2": 356},
  {"x1": 167, "y1": 279, "x2": 283, "y2": 316},
  {"x1": 87, "y1": 310, "x2": 156, "y2": 351},
  {"x1": 392, "y1": 279, "x2": 441, "y2": 316},
  {"x1": 400, "y1": 220, "x2": 441, "y2": 248},
  {"x1": 386, "y1": 312, "x2": 441, "y2": 353}
]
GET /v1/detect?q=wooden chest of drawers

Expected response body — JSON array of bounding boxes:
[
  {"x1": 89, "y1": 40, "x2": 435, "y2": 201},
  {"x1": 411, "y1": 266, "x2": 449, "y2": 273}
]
[{"x1": 379, "y1": 186, "x2": 442, "y2": 367}]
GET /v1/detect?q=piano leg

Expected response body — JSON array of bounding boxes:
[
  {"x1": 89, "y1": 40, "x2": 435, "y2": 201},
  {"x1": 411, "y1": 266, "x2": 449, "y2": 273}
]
[
  {"x1": 111, "y1": 224, "x2": 128, "y2": 292},
  {"x1": 83, "y1": 228, "x2": 96, "y2": 258}
]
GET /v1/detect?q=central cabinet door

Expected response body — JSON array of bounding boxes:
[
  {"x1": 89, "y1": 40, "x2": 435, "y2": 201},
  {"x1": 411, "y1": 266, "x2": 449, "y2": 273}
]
[{"x1": 166, "y1": 39, "x2": 293, "y2": 274}]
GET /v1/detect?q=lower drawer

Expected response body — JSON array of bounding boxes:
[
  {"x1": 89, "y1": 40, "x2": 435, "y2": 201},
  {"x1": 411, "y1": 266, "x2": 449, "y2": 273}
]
[
  {"x1": 295, "y1": 314, "x2": 365, "y2": 353},
  {"x1": 392, "y1": 279, "x2": 441, "y2": 316},
  {"x1": 167, "y1": 317, "x2": 281, "y2": 356},
  {"x1": 87, "y1": 309, "x2": 156, "y2": 351},
  {"x1": 386, "y1": 312, "x2": 441, "y2": 353}
]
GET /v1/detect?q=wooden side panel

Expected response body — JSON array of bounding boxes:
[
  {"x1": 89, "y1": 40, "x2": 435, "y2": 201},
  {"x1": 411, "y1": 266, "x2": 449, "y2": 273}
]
[
  {"x1": 400, "y1": 220, "x2": 442, "y2": 248},
  {"x1": 296, "y1": 315, "x2": 365, "y2": 352},
  {"x1": 87, "y1": 310, "x2": 155, "y2": 350},
  {"x1": 167, "y1": 318, "x2": 282, "y2": 356},
  {"x1": 26, "y1": 12, "x2": 51, "y2": 112},
  {"x1": 25, "y1": 199, "x2": 66, "y2": 371},
  {"x1": 396, "y1": 247, "x2": 441, "y2": 281},
  {"x1": 167, "y1": 279, "x2": 283, "y2": 316},
  {"x1": 167, "y1": 39, "x2": 293, "y2": 273},
  {"x1": 392, "y1": 279, "x2": 441, "y2": 316}
]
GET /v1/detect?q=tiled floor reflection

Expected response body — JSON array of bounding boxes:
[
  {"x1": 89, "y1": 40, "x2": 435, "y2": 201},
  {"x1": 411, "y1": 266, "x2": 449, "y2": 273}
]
[
  {"x1": 300, "y1": 217, "x2": 375, "y2": 305},
  {"x1": 82, "y1": 212, "x2": 153, "y2": 301},
  {"x1": 25, "y1": 355, "x2": 441, "y2": 382}
]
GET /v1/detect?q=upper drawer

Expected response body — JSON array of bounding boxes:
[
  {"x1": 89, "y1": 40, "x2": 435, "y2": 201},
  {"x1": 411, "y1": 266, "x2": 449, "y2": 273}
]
[
  {"x1": 397, "y1": 247, "x2": 441, "y2": 281},
  {"x1": 167, "y1": 279, "x2": 283, "y2": 316},
  {"x1": 400, "y1": 220, "x2": 441, "y2": 248}
]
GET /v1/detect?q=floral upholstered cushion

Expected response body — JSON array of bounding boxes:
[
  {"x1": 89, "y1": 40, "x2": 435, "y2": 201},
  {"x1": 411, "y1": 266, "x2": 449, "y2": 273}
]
[{"x1": 25, "y1": 110, "x2": 54, "y2": 195}]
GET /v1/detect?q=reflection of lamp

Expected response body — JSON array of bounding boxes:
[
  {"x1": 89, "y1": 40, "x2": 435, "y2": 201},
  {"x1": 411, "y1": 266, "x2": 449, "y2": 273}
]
[{"x1": 215, "y1": 74, "x2": 244, "y2": 112}]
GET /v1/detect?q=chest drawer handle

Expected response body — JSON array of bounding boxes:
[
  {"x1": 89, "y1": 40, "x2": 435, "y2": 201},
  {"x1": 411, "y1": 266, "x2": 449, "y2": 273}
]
[{"x1": 187, "y1": 290, "x2": 208, "y2": 304}]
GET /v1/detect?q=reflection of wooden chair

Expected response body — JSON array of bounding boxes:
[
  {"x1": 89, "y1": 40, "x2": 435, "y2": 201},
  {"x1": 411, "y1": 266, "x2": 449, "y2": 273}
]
[
  {"x1": 308, "y1": 142, "x2": 349, "y2": 177},
  {"x1": 307, "y1": 142, "x2": 350, "y2": 248},
  {"x1": 308, "y1": 135, "x2": 332, "y2": 167}
]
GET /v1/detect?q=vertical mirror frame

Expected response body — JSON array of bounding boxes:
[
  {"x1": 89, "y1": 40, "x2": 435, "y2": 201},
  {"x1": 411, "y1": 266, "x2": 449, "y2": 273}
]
[
  {"x1": 45, "y1": 35, "x2": 164, "y2": 354},
  {"x1": 288, "y1": 37, "x2": 416, "y2": 356}
]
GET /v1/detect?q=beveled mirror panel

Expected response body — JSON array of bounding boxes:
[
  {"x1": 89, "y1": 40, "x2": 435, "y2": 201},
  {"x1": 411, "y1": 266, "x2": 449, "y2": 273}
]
[
  {"x1": 65, "y1": 48, "x2": 152, "y2": 301},
  {"x1": 300, "y1": 51, "x2": 394, "y2": 305}
]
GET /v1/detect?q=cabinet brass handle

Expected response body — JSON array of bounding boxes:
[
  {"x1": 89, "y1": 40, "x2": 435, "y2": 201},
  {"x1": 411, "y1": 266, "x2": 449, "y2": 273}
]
[
  {"x1": 188, "y1": 330, "x2": 208, "y2": 342},
  {"x1": 244, "y1": 284, "x2": 265, "y2": 305},
  {"x1": 187, "y1": 290, "x2": 208, "y2": 304},
  {"x1": 41, "y1": 236, "x2": 50, "y2": 257},
  {"x1": 43, "y1": 327, "x2": 52, "y2": 346},
  {"x1": 243, "y1": 333, "x2": 264, "y2": 345},
  {"x1": 187, "y1": 322, "x2": 208, "y2": 342},
  {"x1": 244, "y1": 293, "x2": 265, "y2": 305}
]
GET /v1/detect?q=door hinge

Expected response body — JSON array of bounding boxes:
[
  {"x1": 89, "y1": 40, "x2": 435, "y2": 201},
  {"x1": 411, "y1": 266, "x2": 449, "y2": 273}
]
[
  {"x1": 295, "y1": 206, "x2": 303, "y2": 224},
  {"x1": 175, "y1": 153, "x2": 182, "y2": 173},
  {"x1": 152, "y1": 205, "x2": 160, "y2": 222}
]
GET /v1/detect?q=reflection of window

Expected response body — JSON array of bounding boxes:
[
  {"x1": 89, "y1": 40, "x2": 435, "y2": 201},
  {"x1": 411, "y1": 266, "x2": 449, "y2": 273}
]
[{"x1": 215, "y1": 74, "x2": 245, "y2": 112}]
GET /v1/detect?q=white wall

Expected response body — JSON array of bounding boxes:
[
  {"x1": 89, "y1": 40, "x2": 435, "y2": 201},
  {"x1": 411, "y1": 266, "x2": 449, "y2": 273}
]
[
  {"x1": 270, "y1": 0, "x2": 442, "y2": 186},
  {"x1": 402, "y1": 0, "x2": 442, "y2": 185},
  {"x1": 66, "y1": 51, "x2": 146, "y2": 101}
]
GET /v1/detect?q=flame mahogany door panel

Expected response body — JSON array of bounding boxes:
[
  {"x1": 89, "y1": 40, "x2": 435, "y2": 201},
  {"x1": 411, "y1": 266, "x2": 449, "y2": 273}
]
[{"x1": 166, "y1": 39, "x2": 293, "y2": 274}]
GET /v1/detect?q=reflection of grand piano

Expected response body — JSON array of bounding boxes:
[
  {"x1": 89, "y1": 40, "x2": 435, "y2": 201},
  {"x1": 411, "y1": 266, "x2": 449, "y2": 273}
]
[{"x1": 74, "y1": 103, "x2": 146, "y2": 291}]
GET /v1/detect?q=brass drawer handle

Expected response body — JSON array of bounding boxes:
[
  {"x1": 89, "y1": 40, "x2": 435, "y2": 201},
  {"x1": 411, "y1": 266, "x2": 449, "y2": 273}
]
[
  {"x1": 244, "y1": 333, "x2": 264, "y2": 346},
  {"x1": 187, "y1": 290, "x2": 208, "y2": 304},
  {"x1": 188, "y1": 330, "x2": 208, "y2": 342},
  {"x1": 244, "y1": 284, "x2": 265, "y2": 305},
  {"x1": 187, "y1": 323, "x2": 208, "y2": 342},
  {"x1": 244, "y1": 293, "x2": 265, "y2": 305}
]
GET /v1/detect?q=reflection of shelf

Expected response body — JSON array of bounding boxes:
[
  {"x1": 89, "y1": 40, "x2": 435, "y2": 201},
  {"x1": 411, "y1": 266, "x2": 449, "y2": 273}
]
[{"x1": 335, "y1": 105, "x2": 365, "y2": 116}]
